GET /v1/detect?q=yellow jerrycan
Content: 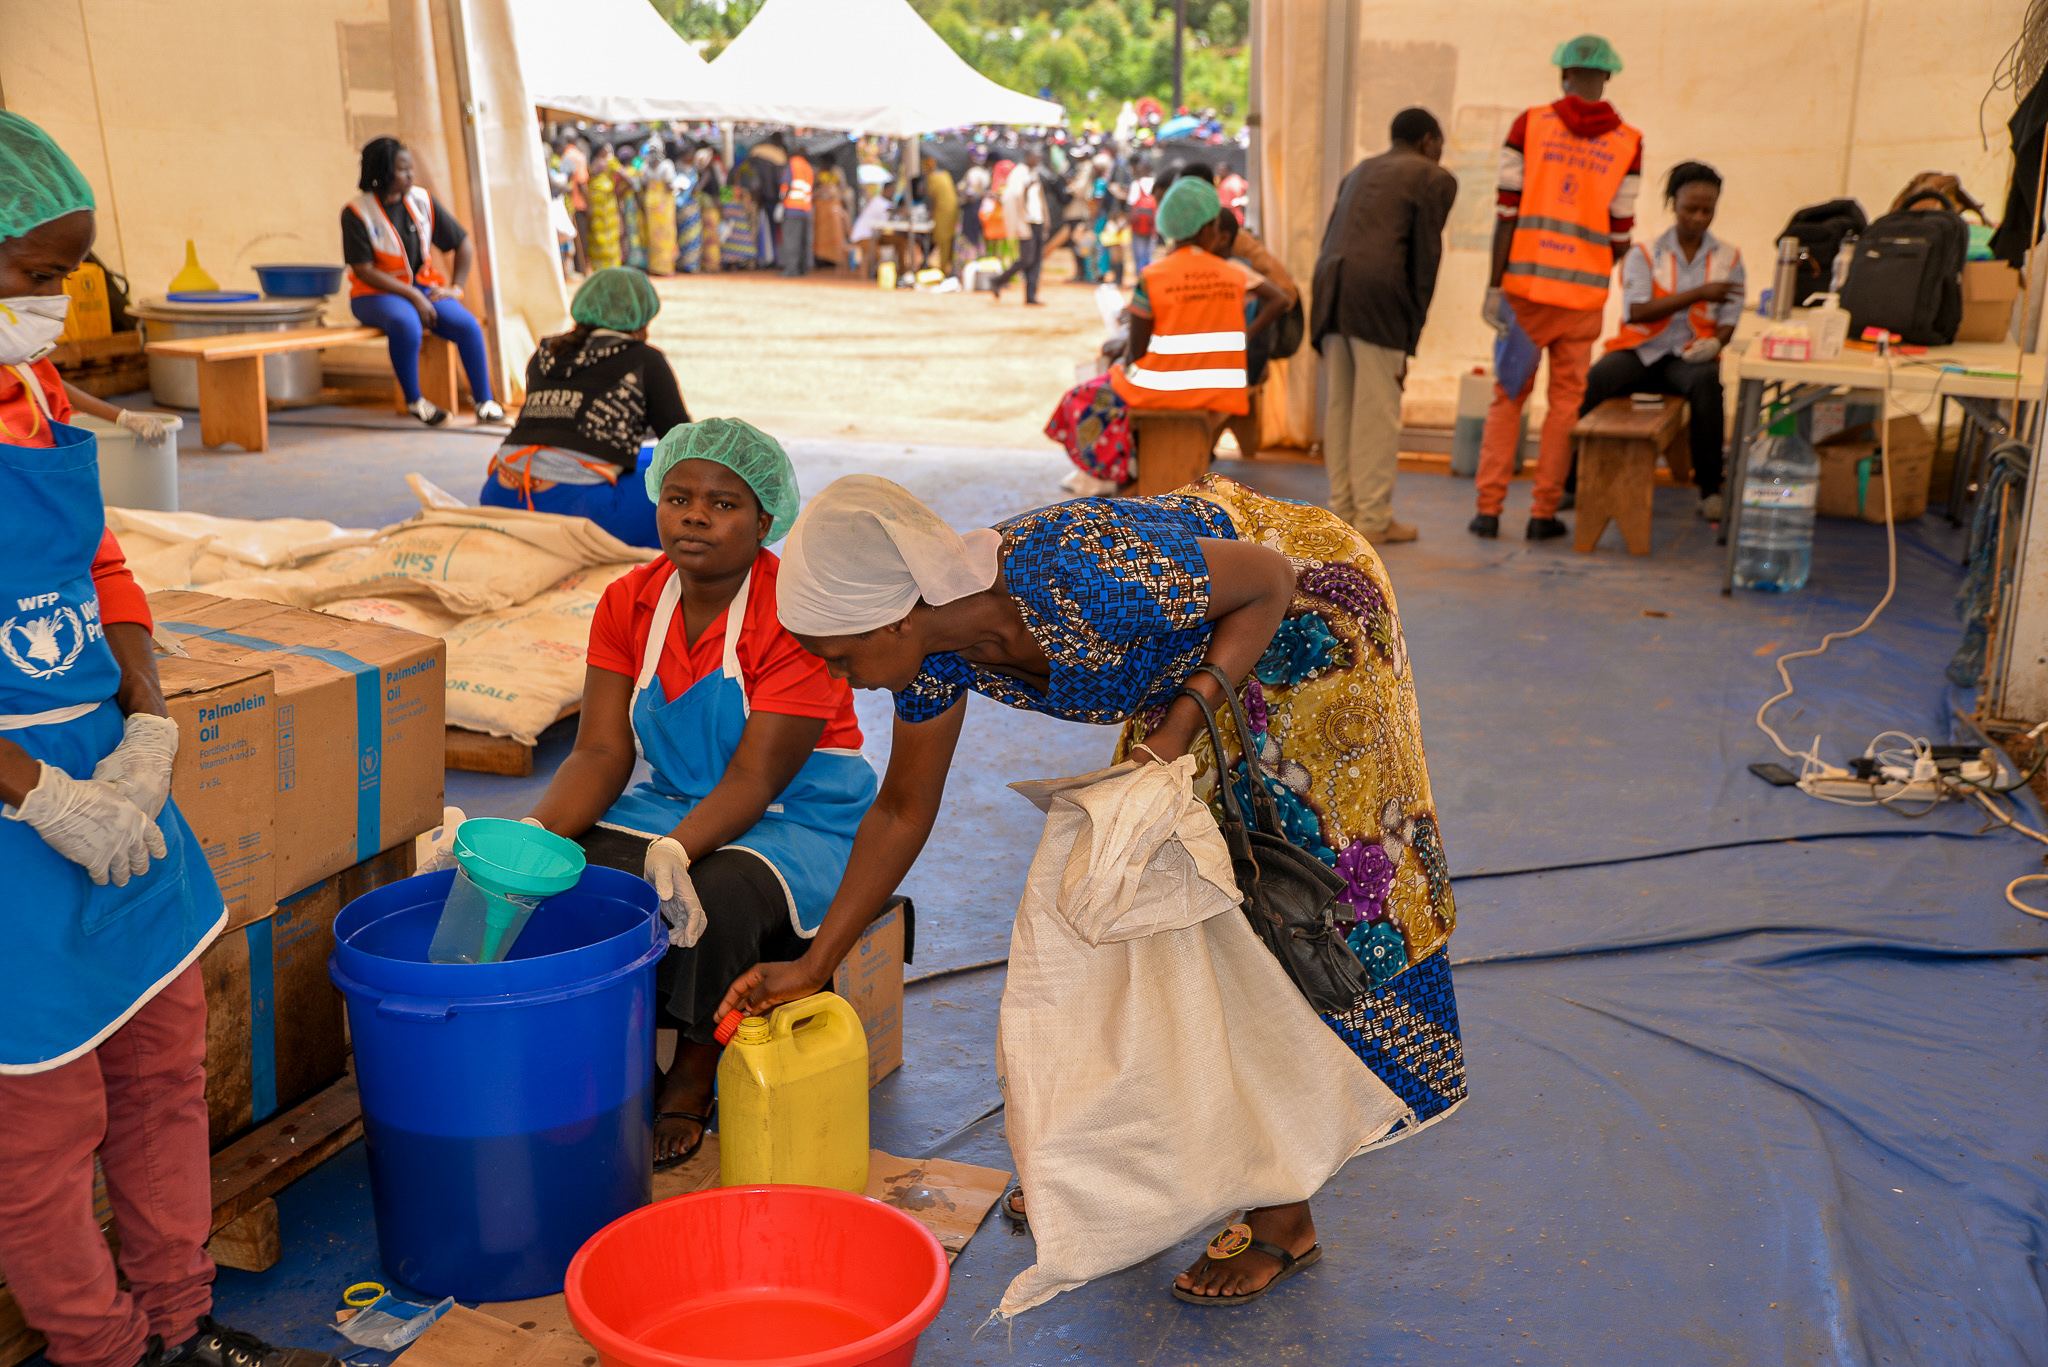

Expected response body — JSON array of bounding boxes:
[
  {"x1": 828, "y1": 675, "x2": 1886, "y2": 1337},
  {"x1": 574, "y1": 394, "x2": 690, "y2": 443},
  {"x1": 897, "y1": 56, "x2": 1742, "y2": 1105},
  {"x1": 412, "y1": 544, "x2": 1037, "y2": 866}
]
[{"x1": 717, "y1": 992, "x2": 870, "y2": 1192}]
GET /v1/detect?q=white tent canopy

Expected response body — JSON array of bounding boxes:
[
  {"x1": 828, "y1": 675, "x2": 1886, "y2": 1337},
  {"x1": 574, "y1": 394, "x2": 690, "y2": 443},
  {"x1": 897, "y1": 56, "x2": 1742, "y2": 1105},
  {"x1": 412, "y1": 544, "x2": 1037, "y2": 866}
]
[
  {"x1": 705, "y1": 0, "x2": 1063, "y2": 137},
  {"x1": 508, "y1": 0, "x2": 729, "y2": 124}
]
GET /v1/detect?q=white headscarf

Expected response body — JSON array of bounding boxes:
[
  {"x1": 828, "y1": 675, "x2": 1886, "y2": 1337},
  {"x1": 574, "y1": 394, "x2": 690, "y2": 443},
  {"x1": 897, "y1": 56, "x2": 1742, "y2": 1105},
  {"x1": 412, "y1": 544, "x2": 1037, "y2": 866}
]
[{"x1": 777, "y1": 475, "x2": 1002, "y2": 636}]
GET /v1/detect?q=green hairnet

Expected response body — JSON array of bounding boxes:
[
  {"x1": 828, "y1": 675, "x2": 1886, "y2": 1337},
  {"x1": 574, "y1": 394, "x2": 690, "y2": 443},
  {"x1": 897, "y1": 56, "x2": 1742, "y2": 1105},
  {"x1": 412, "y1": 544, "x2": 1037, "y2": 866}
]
[
  {"x1": 644, "y1": 418, "x2": 801, "y2": 543},
  {"x1": 0, "y1": 113, "x2": 94, "y2": 244},
  {"x1": 571, "y1": 267, "x2": 661, "y2": 332},
  {"x1": 1551, "y1": 33, "x2": 1622, "y2": 73},
  {"x1": 1156, "y1": 176, "x2": 1221, "y2": 244}
]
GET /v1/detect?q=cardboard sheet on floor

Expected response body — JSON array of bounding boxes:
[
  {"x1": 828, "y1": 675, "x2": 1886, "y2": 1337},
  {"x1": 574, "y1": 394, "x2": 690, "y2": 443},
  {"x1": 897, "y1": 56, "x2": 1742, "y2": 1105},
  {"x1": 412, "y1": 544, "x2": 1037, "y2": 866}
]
[
  {"x1": 475, "y1": 1142, "x2": 1010, "y2": 1354},
  {"x1": 393, "y1": 1306, "x2": 594, "y2": 1367}
]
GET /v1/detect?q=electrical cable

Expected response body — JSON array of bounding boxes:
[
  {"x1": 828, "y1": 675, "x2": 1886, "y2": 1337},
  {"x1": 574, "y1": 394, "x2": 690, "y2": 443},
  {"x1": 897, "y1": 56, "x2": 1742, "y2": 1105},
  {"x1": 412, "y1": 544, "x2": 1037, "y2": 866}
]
[
  {"x1": 1743, "y1": 346, "x2": 2048, "y2": 927},
  {"x1": 1754, "y1": 346, "x2": 1904, "y2": 774}
]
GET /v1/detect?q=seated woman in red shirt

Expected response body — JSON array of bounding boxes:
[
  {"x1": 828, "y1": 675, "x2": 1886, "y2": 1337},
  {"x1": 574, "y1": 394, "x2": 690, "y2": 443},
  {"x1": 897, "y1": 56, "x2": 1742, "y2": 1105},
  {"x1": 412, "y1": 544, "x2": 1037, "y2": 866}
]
[{"x1": 523, "y1": 419, "x2": 876, "y2": 1167}]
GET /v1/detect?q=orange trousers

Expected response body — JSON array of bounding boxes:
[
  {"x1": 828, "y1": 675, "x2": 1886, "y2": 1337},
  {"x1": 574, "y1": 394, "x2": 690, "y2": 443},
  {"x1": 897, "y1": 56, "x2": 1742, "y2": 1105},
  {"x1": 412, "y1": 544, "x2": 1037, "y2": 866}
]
[{"x1": 1474, "y1": 296, "x2": 1604, "y2": 519}]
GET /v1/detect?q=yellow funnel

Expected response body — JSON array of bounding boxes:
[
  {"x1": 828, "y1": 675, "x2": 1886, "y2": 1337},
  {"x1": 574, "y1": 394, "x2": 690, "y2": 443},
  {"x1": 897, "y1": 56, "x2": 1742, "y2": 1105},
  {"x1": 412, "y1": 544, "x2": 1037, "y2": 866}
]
[{"x1": 168, "y1": 241, "x2": 218, "y2": 294}]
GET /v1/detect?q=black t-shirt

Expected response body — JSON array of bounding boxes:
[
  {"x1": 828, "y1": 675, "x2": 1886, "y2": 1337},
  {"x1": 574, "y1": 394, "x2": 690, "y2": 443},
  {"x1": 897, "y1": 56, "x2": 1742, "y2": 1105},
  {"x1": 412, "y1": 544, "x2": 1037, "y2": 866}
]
[
  {"x1": 505, "y1": 331, "x2": 691, "y2": 471},
  {"x1": 341, "y1": 195, "x2": 467, "y2": 275}
]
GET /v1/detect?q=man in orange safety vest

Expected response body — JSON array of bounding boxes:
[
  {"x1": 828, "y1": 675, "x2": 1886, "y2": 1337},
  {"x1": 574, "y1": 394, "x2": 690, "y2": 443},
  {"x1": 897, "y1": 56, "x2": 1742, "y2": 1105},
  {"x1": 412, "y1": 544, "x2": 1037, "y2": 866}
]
[{"x1": 1471, "y1": 34, "x2": 1641, "y2": 542}]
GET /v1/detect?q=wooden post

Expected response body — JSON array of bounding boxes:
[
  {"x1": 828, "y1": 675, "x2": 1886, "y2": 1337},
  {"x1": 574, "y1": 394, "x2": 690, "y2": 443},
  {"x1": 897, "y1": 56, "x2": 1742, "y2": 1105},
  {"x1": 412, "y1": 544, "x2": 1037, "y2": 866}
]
[{"x1": 196, "y1": 356, "x2": 267, "y2": 452}]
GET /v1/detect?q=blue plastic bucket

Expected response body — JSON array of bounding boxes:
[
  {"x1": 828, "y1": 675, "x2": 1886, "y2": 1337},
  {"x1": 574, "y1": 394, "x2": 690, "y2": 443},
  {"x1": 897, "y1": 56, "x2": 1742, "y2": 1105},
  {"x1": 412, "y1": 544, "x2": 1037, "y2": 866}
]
[{"x1": 331, "y1": 866, "x2": 663, "y2": 1300}]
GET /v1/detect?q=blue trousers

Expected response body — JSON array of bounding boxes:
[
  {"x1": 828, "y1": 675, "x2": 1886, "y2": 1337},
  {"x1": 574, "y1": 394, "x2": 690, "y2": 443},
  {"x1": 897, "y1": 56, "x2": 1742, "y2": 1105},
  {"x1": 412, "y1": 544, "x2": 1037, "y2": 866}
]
[
  {"x1": 352, "y1": 292, "x2": 494, "y2": 405},
  {"x1": 477, "y1": 465, "x2": 660, "y2": 548}
]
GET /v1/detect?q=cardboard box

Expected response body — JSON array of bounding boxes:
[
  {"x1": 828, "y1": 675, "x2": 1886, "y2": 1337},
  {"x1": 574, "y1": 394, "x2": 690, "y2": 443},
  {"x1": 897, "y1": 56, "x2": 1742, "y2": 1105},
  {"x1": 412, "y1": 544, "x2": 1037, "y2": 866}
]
[
  {"x1": 833, "y1": 897, "x2": 912, "y2": 1088},
  {"x1": 201, "y1": 843, "x2": 413, "y2": 1147},
  {"x1": 149, "y1": 592, "x2": 445, "y2": 896},
  {"x1": 161, "y1": 656, "x2": 276, "y2": 930},
  {"x1": 1957, "y1": 260, "x2": 2021, "y2": 344},
  {"x1": 1815, "y1": 415, "x2": 1934, "y2": 523}
]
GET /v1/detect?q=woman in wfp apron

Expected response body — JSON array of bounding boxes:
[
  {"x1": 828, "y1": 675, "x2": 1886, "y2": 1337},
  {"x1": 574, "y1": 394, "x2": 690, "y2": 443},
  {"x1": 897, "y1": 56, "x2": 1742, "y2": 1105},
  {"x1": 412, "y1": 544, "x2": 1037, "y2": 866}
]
[
  {"x1": 519, "y1": 419, "x2": 876, "y2": 1168},
  {"x1": 0, "y1": 114, "x2": 341, "y2": 1367}
]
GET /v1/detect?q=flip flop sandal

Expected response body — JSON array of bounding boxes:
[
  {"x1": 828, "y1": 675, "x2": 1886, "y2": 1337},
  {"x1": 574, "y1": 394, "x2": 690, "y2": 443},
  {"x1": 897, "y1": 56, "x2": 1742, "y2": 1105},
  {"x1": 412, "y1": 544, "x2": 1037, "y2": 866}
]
[
  {"x1": 652, "y1": 1109, "x2": 711, "y2": 1171},
  {"x1": 999, "y1": 1183, "x2": 1029, "y2": 1234},
  {"x1": 1169, "y1": 1223, "x2": 1324, "y2": 1306}
]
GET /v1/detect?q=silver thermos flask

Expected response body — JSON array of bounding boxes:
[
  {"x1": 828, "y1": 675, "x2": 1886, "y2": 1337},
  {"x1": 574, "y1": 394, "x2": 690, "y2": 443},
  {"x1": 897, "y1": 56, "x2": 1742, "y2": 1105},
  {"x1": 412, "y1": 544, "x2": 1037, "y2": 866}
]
[{"x1": 1769, "y1": 236, "x2": 1801, "y2": 320}]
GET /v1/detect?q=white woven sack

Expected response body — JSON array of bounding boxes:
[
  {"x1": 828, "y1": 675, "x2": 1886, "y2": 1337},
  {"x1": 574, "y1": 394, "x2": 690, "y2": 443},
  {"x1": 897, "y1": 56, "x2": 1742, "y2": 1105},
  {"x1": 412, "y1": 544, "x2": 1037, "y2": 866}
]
[{"x1": 997, "y1": 758, "x2": 1409, "y2": 1318}]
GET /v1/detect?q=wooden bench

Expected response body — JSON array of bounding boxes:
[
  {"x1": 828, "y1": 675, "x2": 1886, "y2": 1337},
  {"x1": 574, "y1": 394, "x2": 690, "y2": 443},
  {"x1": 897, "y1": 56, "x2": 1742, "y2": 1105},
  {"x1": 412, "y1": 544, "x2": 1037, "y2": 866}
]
[
  {"x1": 144, "y1": 325, "x2": 458, "y2": 453},
  {"x1": 1571, "y1": 397, "x2": 1690, "y2": 555},
  {"x1": 1128, "y1": 408, "x2": 1229, "y2": 496}
]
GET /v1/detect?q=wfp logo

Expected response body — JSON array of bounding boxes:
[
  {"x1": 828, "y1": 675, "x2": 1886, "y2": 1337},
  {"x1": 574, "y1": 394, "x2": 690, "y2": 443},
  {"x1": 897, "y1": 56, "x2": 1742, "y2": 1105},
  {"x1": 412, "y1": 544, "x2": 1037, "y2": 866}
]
[{"x1": 0, "y1": 607, "x2": 86, "y2": 679}]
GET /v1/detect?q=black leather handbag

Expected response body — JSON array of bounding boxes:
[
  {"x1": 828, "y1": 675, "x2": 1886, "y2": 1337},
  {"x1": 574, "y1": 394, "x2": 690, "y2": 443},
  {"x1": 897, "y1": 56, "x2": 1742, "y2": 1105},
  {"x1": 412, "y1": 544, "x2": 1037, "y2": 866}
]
[{"x1": 1176, "y1": 664, "x2": 1371, "y2": 1014}]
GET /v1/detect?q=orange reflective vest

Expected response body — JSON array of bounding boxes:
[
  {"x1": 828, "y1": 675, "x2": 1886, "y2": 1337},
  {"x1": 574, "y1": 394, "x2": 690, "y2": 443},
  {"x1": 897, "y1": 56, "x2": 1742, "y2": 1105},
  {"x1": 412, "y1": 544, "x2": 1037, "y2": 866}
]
[
  {"x1": 347, "y1": 188, "x2": 449, "y2": 299},
  {"x1": 1110, "y1": 246, "x2": 1250, "y2": 415},
  {"x1": 785, "y1": 156, "x2": 814, "y2": 214},
  {"x1": 1606, "y1": 240, "x2": 1741, "y2": 353},
  {"x1": 1504, "y1": 106, "x2": 1640, "y2": 312}
]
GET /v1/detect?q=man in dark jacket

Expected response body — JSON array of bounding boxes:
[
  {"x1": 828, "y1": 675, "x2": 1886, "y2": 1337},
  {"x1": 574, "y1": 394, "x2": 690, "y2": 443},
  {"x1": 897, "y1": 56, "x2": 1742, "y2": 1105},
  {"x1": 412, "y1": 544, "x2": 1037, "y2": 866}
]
[{"x1": 1310, "y1": 107, "x2": 1457, "y2": 542}]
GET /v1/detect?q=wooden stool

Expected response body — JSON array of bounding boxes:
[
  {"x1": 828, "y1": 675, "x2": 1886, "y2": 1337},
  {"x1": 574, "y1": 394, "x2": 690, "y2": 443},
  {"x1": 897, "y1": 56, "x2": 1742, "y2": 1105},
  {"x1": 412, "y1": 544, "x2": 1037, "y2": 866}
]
[
  {"x1": 1128, "y1": 408, "x2": 1228, "y2": 496},
  {"x1": 1221, "y1": 385, "x2": 1263, "y2": 460},
  {"x1": 1571, "y1": 397, "x2": 1689, "y2": 554},
  {"x1": 390, "y1": 334, "x2": 462, "y2": 415}
]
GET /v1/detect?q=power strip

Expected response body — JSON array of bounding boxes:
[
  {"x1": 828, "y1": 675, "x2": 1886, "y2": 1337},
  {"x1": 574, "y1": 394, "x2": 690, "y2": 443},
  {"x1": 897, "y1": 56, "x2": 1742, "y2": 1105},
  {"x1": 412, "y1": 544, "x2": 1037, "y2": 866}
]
[{"x1": 1803, "y1": 757, "x2": 1996, "y2": 803}]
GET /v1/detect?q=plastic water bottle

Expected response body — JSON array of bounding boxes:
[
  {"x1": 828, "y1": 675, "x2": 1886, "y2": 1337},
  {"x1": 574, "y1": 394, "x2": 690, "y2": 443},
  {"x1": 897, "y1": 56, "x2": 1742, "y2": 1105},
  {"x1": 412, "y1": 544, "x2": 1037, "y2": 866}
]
[{"x1": 1733, "y1": 411, "x2": 1820, "y2": 592}]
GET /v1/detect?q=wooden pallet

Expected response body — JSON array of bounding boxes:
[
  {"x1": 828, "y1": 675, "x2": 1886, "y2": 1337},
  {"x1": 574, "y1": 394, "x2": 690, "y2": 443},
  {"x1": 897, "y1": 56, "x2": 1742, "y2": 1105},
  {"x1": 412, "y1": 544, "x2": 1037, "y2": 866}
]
[
  {"x1": 52, "y1": 329, "x2": 150, "y2": 399},
  {"x1": 446, "y1": 704, "x2": 580, "y2": 778},
  {"x1": 0, "y1": 1075, "x2": 364, "y2": 1367}
]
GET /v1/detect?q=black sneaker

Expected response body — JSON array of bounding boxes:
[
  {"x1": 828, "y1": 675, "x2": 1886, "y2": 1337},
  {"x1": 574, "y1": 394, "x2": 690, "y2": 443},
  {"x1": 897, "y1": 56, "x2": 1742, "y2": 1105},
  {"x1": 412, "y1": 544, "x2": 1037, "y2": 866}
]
[
  {"x1": 162, "y1": 1317, "x2": 341, "y2": 1367},
  {"x1": 1526, "y1": 516, "x2": 1568, "y2": 541},
  {"x1": 1467, "y1": 513, "x2": 1500, "y2": 539},
  {"x1": 1558, "y1": 490, "x2": 1577, "y2": 511}
]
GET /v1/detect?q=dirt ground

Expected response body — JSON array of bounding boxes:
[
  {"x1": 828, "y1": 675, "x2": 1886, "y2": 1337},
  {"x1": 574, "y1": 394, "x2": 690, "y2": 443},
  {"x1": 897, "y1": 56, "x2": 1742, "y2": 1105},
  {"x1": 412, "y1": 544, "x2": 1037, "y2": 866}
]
[{"x1": 644, "y1": 264, "x2": 1113, "y2": 449}]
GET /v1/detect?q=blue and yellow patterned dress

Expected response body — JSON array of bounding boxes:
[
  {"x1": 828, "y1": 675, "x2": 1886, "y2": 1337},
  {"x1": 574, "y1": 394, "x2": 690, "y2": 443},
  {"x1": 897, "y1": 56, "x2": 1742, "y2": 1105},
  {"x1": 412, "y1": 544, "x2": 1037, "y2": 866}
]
[{"x1": 893, "y1": 474, "x2": 1466, "y2": 1139}]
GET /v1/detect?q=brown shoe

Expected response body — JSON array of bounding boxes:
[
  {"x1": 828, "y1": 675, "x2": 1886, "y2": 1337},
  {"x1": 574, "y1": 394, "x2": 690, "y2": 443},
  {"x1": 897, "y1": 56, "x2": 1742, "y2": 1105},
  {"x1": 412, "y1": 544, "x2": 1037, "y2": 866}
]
[{"x1": 1370, "y1": 520, "x2": 1419, "y2": 543}]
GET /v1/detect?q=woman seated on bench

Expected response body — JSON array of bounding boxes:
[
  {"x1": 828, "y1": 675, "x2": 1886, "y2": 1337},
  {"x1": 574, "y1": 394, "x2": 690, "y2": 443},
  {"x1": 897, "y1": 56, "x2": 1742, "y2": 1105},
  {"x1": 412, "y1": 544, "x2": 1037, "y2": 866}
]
[
  {"x1": 1576, "y1": 161, "x2": 1744, "y2": 521},
  {"x1": 479, "y1": 269, "x2": 689, "y2": 548},
  {"x1": 521, "y1": 419, "x2": 877, "y2": 1167},
  {"x1": 343, "y1": 136, "x2": 504, "y2": 427},
  {"x1": 1044, "y1": 176, "x2": 1286, "y2": 492}
]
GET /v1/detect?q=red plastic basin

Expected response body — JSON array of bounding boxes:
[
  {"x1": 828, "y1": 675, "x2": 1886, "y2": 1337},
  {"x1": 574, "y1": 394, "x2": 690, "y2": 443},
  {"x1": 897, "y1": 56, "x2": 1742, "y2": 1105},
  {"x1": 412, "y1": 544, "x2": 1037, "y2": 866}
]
[{"x1": 566, "y1": 1186, "x2": 949, "y2": 1367}]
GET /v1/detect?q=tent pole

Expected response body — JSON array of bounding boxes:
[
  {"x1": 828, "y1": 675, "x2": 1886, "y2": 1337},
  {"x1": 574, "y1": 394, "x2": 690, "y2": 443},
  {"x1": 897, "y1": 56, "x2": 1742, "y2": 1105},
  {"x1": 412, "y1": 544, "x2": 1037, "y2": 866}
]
[
  {"x1": 1245, "y1": 0, "x2": 1263, "y2": 236},
  {"x1": 1173, "y1": 0, "x2": 1186, "y2": 112},
  {"x1": 444, "y1": 0, "x2": 506, "y2": 404}
]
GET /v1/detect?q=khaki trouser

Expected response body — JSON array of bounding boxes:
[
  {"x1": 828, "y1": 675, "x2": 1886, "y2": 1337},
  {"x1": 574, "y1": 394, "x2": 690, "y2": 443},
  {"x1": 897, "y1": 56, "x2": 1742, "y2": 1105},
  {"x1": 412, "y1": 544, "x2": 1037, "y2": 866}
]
[{"x1": 1320, "y1": 334, "x2": 1406, "y2": 535}]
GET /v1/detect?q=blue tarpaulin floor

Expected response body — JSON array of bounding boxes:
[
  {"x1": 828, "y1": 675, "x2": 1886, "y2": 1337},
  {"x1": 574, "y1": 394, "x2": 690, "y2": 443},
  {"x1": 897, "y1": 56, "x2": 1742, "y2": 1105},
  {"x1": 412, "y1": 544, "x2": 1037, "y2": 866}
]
[{"x1": 69, "y1": 407, "x2": 2048, "y2": 1365}]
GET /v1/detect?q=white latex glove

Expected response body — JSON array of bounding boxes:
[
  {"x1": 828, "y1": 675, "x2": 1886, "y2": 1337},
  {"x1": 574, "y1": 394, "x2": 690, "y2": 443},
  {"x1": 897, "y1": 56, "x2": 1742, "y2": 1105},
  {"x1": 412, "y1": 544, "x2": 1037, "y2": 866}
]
[
  {"x1": 115, "y1": 409, "x2": 172, "y2": 445},
  {"x1": 519, "y1": 816, "x2": 545, "y2": 828},
  {"x1": 645, "y1": 836, "x2": 707, "y2": 948},
  {"x1": 1482, "y1": 286, "x2": 1507, "y2": 334},
  {"x1": 90, "y1": 713, "x2": 179, "y2": 819},
  {"x1": 415, "y1": 805, "x2": 467, "y2": 874},
  {"x1": 7, "y1": 763, "x2": 167, "y2": 886},
  {"x1": 1681, "y1": 335, "x2": 1723, "y2": 364}
]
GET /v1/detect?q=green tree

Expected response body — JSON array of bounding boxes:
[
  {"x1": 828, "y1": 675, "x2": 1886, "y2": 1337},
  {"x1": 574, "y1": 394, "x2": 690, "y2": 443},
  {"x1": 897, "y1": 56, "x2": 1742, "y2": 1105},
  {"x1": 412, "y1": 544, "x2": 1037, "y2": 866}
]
[
  {"x1": 655, "y1": 0, "x2": 1247, "y2": 126},
  {"x1": 650, "y1": 0, "x2": 764, "y2": 58}
]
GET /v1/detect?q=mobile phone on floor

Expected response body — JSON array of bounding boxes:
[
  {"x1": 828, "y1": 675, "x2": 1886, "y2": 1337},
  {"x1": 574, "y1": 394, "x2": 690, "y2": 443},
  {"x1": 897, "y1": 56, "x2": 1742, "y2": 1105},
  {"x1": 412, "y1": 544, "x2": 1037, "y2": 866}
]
[{"x1": 1748, "y1": 762, "x2": 1799, "y2": 787}]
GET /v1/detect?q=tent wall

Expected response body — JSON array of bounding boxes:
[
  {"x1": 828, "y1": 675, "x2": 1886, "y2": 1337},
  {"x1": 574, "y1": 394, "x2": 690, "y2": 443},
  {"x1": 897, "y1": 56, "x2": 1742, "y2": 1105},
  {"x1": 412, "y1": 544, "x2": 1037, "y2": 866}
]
[
  {"x1": 0, "y1": 0, "x2": 566, "y2": 402},
  {"x1": 1255, "y1": 0, "x2": 2028, "y2": 447}
]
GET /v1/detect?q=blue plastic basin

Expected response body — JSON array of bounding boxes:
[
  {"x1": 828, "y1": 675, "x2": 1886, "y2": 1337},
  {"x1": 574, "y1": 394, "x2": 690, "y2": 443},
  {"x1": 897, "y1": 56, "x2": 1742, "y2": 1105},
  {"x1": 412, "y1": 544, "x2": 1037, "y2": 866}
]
[
  {"x1": 330, "y1": 865, "x2": 662, "y2": 1300},
  {"x1": 252, "y1": 264, "x2": 348, "y2": 297}
]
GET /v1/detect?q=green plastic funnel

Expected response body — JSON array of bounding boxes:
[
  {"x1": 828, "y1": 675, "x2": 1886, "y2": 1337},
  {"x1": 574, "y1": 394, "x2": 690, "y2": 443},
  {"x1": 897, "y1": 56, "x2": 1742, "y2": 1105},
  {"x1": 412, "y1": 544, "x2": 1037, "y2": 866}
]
[{"x1": 452, "y1": 819, "x2": 586, "y2": 963}]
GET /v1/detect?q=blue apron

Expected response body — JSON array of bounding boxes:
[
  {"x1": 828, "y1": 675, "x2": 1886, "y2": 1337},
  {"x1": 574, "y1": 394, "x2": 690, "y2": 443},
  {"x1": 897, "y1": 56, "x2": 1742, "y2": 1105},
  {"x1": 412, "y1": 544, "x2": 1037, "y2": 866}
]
[
  {"x1": 0, "y1": 396, "x2": 224, "y2": 1073},
  {"x1": 599, "y1": 567, "x2": 877, "y2": 935}
]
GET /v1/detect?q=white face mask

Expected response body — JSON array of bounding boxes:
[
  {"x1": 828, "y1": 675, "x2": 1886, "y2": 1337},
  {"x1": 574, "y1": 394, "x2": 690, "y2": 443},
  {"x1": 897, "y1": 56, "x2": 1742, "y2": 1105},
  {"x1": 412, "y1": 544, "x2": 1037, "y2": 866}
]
[{"x1": 0, "y1": 296, "x2": 71, "y2": 366}]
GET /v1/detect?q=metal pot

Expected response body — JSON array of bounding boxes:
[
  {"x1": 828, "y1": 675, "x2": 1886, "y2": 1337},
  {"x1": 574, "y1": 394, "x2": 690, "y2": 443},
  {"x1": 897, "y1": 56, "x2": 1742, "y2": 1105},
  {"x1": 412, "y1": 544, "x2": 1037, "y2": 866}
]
[{"x1": 131, "y1": 295, "x2": 330, "y2": 409}]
